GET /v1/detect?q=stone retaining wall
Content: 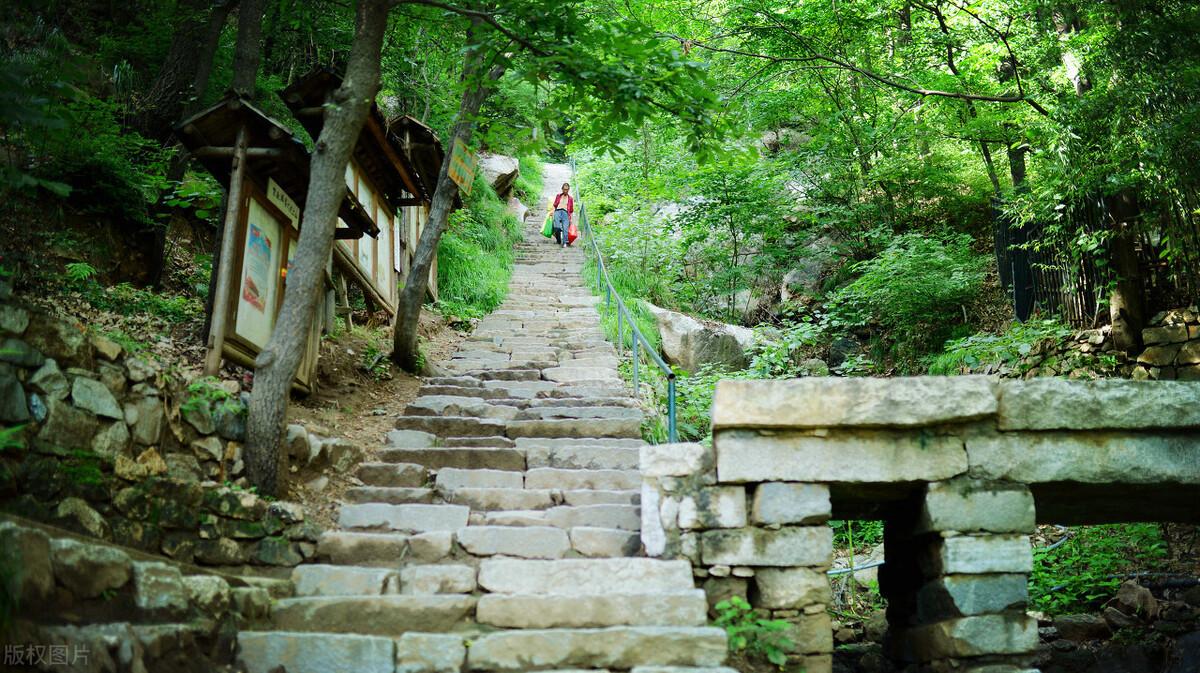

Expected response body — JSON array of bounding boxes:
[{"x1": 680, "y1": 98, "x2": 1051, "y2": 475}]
[
  {"x1": 641, "y1": 376, "x2": 1200, "y2": 673},
  {"x1": 0, "y1": 298, "x2": 335, "y2": 570},
  {"x1": 1135, "y1": 306, "x2": 1200, "y2": 380}
]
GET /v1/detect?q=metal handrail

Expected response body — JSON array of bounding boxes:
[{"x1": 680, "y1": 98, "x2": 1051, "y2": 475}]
[{"x1": 569, "y1": 158, "x2": 677, "y2": 443}]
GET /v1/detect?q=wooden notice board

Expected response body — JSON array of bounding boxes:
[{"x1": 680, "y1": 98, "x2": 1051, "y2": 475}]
[{"x1": 448, "y1": 138, "x2": 477, "y2": 195}]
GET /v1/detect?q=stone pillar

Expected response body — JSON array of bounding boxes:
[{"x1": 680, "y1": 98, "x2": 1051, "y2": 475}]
[{"x1": 897, "y1": 477, "x2": 1040, "y2": 673}]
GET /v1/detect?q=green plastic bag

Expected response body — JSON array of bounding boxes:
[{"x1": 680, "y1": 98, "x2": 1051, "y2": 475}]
[{"x1": 541, "y1": 212, "x2": 554, "y2": 238}]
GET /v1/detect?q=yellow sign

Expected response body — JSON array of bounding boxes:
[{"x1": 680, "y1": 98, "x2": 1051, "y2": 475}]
[
  {"x1": 448, "y1": 138, "x2": 477, "y2": 195},
  {"x1": 267, "y1": 178, "x2": 300, "y2": 229}
]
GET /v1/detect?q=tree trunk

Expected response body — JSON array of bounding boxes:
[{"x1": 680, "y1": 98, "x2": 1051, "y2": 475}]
[
  {"x1": 392, "y1": 37, "x2": 506, "y2": 372},
  {"x1": 231, "y1": 0, "x2": 267, "y2": 96},
  {"x1": 1107, "y1": 192, "x2": 1145, "y2": 352},
  {"x1": 138, "y1": 0, "x2": 237, "y2": 141},
  {"x1": 244, "y1": 0, "x2": 391, "y2": 496}
]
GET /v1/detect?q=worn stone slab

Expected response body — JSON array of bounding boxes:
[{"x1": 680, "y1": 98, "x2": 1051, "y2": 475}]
[
  {"x1": 506, "y1": 417, "x2": 642, "y2": 439},
  {"x1": 238, "y1": 632, "x2": 395, "y2": 673},
  {"x1": 445, "y1": 487, "x2": 555, "y2": 511},
  {"x1": 478, "y1": 558, "x2": 695, "y2": 594},
  {"x1": 716, "y1": 429, "x2": 968, "y2": 483},
  {"x1": 395, "y1": 415, "x2": 508, "y2": 437},
  {"x1": 385, "y1": 429, "x2": 438, "y2": 448},
  {"x1": 399, "y1": 564, "x2": 476, "y2": 595},
  {"x1": 564, "y1": 489, "x2": 639, "y2": 506},
  {"x1": 700, "y1": 526, "x2": 833, "y2": 567},
  {"x1": 344, "y1": 487, "x2": 435, "y2": 505},
  {"x1": 396, "y1": 632, "x2": 466, "y2": 673},
  {"x1": 339, "y1": 504, "x2": 470, "y2": 532},
  {"x1": 291, "y1": 565, "x2": 397, "y2": 596},
  {"x1": 917, "y1": 480, "x2": 1034, "y2": 534},
  {"x1": 476, "y1": 591, "x2": 708, "y2": 628},
  {"x1": 917, "y1": 574, "x2": 1028, "y2": 621},
  {"x1": 711, "y1": 377, "x2": 998, "y2": 429},
  {"x1": 753, "y1": 567, "x2": 832, "y2": 609},
  {"x1": 526, "y1": 468, "x2": 641, "y2": 490},
  {"x1": 457, "y1": 526, "x2": 570, "y2": 558},
  {"x1": 379, "y1": 447, "x2": 526, "y2": 471},
  {"x1": 966, "y1": 431, "x2": 1200, "y2": 484},
  {"x1": 923, "y1": 535, "x2": 1033, "y2": 575},
  {"x1": 641, "y1": 443, "x2": 712, "y2": 477},
  {"x1": 642, "y1": 483, "x2": 667, "y2": 557},
  {"x1": 678, "y1": 487, "x2": 747, "y2": 530},
  {"x1": 465, "y1": 626, "x2": 728, "y2": 670},
  {"x1": 542, "y1": 366, "x2": 622, "y2": 383},
  {"x1": 271, "y1": 595, "x2": 476, "y2": 635},
  {"x1": 751, "y1": 483, "x2": 831, "y2": 525},
  {"x1": 781, "y1": 612, "x2": 833, "y2": 654},
  {"x1": 998, "y1": 379, "x2": 1200, "y2": 430},
  {"x1": 570, "y1": 526, "x2": 641, "y2": 557},
  {"x1": 435, "y1": 468, "x2": 523, "y2": 490},
  {"x1": 909, "y1": 614, "x2": 1038, "y2": 660},
  {"x1": 357, "y1": 462, "x2": 427, "y2": 488},
  {"x1": 317, "y1": 532, "x2": 410, "y2": 567}
]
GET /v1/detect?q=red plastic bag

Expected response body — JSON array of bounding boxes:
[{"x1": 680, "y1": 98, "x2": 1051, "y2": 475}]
[{"x1": 567, "y1": 222, "x2": 579, "y2": 244}]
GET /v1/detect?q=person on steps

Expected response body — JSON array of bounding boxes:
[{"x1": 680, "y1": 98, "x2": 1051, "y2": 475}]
[{"x1": 551, "y1": 182, "x2": 574, "y2": 248}]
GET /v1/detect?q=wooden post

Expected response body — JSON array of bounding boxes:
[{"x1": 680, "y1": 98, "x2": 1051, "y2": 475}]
[{"x1": 204, "y1": 124, "x2": 250, "y2": 376}]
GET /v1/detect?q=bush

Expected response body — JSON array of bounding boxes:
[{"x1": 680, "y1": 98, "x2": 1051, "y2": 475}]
[
  {"x1": 435, "y1": 175, "x2": 521, "y2": 319},
  {"x1": 1031, "y1": 524, "x2": 1167, "y2": 615},
  {"x1": 928, "y1": 318, "x2": 1075, "y2": 375},
  {"x1": 825, "y1": 233, "x2": 986, "y2": 331}
]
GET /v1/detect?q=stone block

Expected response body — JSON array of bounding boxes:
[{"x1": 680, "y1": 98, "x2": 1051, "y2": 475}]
[
  {"x1": 917, "y1": 574, "x2": 1028, "y2": 620},
  {"x1": 966, "y1": 432, "x2": 1200, "y2": 484},
  {"x1": 923, "y1": 535, "x2": 1032, "y2": 576},
  {"x1": 183, "y1": 575, "x2": 232, "y2": 615},
  {"x1": 641, "y1": 442, "x2": 713, "y2": 477},
  {"x1": 642, "y1": 482, "x2": 667, "y2": 557},
  {"x1": 753, "y1": 567, "x2": 831, "y2": 609},
  {"x1": 711, "y1": 377, "x2": 997, "y2": 429},
  {"x1": 238, "y1": 632, "x2": 395, "y2": 673},
  {"x1": 716, "y1": 430, "x2": 968, "y2": 483},
  {"x1": 396, "y1": 632, "x2": 466, "y2": 673},
  {"x1": 464, "y1": 626, "x2": 728, "y2": 669},
  {"x1": 570, "y1": 526, "x2": 640, "y2": 557},
  {"x1": 751, "y1": 483, "x2": 831, "y2": 525},
  {"x1": 909, "y1": 614, "x2": 1038, "y2": 660},
  {"x1": 478, "y1": 558, "x2": 694, "y2": 595},
  {"x1": 700, "y1": 526, "x2": 832, "y2": 567},
  {"x1": 678, "y1": 487, "x2": 747, "y2": 529},
  {"x1": 998, "y1": 379, "x2": 1200, "y2": 430},
  {"x1": 50, "y1": 538, "x2": 131, "y2": 599},
  {"x1": 457, "y1": 526, "x2": 570, "y2": 559},
  {"x1": 1138, "y1": 343, "x2": 1182, "y2": 366},
  {"x1": 292, "y1": 565, "x2": 396, "y2": 596},
  {"x1": 476, "y1": 590, "x2": 708, "y2": 628},
  {"x1": 132, "y1": 561, "x2": 188, "y2": 616},
  {"x1": 399, "y1": 564, "x2": 476, "y2": 594},
  {"x1": 0, "y1": 522, "x2": 53, "y2": 604},
  {"x1": 917, "y1": 480, "x2": 1034, "y2": 534},
  {"x1": 781, "y1": 612, "x2": 833, "y2": 654},
  {"x1": 1143, "y1": 324, "x2": 1190, "y2": 345}
]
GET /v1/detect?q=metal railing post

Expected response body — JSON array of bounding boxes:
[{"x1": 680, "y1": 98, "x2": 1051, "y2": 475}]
[
  {"x1": 667, "y1": 377, "x2": 678, "y2": 443},
  {"x1": 632, "y1": 339, "x2": 640, "y2": 395},
  {"x1": 616, "y1": 309, "x2": 623, "y2": 356}
]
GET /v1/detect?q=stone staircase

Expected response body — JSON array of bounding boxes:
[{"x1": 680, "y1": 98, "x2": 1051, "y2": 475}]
[{"x1": 238, "y1": 165, "x2": 730, "y2": 672}]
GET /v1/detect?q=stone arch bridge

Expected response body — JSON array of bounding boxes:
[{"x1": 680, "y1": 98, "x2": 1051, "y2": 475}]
[{"x1": 641, "y1": 376, "x2": 1200, "y2": 672}]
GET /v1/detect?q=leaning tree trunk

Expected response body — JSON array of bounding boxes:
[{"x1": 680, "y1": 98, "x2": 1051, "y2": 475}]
[
  {"x1": 231, "y1": 0, "x2": 267, "y2": 96},
  {"x1": 244, "y1": 0, "x2": 391, "y2": 497},
  {"x1": 1107, "y1": 192, "x2": 1145, "y2": 352},
  {"x1": 392, "y1": 39, "x2": 506, "y2": 372}
]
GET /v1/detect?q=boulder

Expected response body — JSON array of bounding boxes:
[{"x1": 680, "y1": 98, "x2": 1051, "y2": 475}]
[
  {"x1": 29, "y1": 359, "x2": 70, "y2": 400},
  {"x1": 0, "y1": 366, "x2": 30, "y2": 423},
  {"x1": 23, "y1": 313, "x2": 89, "y2": 367},
  {"x1": 507, "y1": 196, "x2": 529, "y2": 223},
  {"x1": 71, "y1": 376, "x2": 123, "y2": 420},
  {"x1": 645, "y1": 303, "x2": 753, "y2": 373},
  {"x1": 36, "y1": 397, "x2": 99, "y2": 450},
  {"x1": 479, "y1": 153, "x2": 520, "y2": 197},
  {"x1": 780, "y1": 236, "x2": 835, "y2": 304}
]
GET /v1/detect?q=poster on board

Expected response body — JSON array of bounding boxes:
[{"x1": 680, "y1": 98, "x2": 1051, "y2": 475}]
[{"x1": 236, "y1": 199, "x2": 281, "y2": 349}]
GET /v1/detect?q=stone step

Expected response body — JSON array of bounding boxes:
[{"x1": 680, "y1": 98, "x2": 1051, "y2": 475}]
[
  {"x1": 238, "y1": 632, "x2": 395, "y2": 673},
  {"x1": 395, "y1": 415, "x2": 508, "y2": 437},
  {"x1": 316, "y1": 531, "x2": 452, "y2": 566},
  {"x1": 290, "y1": 565, "x2": 398, "y2": 597},
  {"x1": 475, "y1": 590, "x2": 708, "y2": 628},
  {"x1": 269, "y1": 595, "x2": 476, "y2": 635},
  {"x1": 524, "y1": 443, "x2": 640, "y2": 471},
  {"x1": 457, "y1": 525, "x2": 570, "y2": 559},
  {"x1": 419, "y1": 385, "x2": 512, "y2": 400},
  {"x1": 398, "y1": 564, "x2": 477, "y2": 595},
  {"x1": 378, "y1": 447, "x2": 525, "y2": 471},
  {"x1": 569, "y1": 526, "x2": 642, "y2": 557},
  {"x1": 506, "y1": 418, "x2": 642, "y2": 440},
  {"x1": 544, "y1": 504, "x2": 641, "y2": 531},
  {"x1": 477, "y1": 558, "x2": 696, "y2": 594},
  {"x1": 563, "y1": 489, "x2": 639, "y2": 506},
  {"x1": 356, "y1": 462, "x2": 427, "y2": 487},
  {"x1": 338, "y1": 503, "x2": 469, "y2": 532},
  {"x1": 452, "y1": 487, "x2": 556, "y2": 511},
  {"x1": 344, "y1": 486, "x2": 434, "y2": 505},
  {"x1": 525, "y1": 468, "x2": 642, "y2": 491},
  {"x1": 464, "y1": 626, "x2": 728, "y2": 670},
  {"x1": 406, "y1": 396, "x2": 520, "y2": 420},
  {"x1": 515, "y1": 406, "x2": 643, "y2": 421},
  {"x1": 434, "y1": 467, "x2": 523, "y2": 490},
  {"x1": 441, "y1": 435, "x2": 516, "y2": 448}
]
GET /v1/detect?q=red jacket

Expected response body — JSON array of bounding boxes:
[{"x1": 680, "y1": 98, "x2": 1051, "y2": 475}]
[{"x1": 553, "y1": 193, "x2": 574, "y2": 215}]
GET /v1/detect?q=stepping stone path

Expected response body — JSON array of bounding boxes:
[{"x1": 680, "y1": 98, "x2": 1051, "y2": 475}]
[{"x1": 240, "y1": 164, "x2": 730, "y2": 672}]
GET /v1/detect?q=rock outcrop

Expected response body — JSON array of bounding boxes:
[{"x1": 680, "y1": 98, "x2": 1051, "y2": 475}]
[
  {"x1": 479, "y1": 153, "x2": 520, "y2": 198},
  {"x1": 645, "y1": 303, "x2": 755, "y2": 373}
]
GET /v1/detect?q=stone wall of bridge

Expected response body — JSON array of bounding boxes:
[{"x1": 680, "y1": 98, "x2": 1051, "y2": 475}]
[{"x1": 640, "y1": 376, "x2": 1200, "y2": 673}]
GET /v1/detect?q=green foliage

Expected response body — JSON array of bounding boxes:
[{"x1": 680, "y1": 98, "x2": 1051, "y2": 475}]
[
  {"x1": 77, "y1": 280, "x2": 203, "y2": 324},
  {"x1": 513, "y1": 155, "x2": 544, "y2": 205},
  {"x1": 99, "y1": 329, "x2": 149, "y2": 355},
  {"x1": 163, "y1": 176, "x2": 222, "y2": 222},
  {"x1": 929, "y1": 319, "x2": 1075, "y2": 375},
  {"x1": 360, "y1": 342, "x2": 392, "y2": 382},
  {"x1": 435, "y1": 176, "x2": 521, "y2": 319},
  {"x1": 1031, "y1": 524, "x2": 1167, "y2": 615},
  {"x1": 0, "y1": 425, "x2": 26, "y2": 453},
  {"x1": 182, "y1": 376, "x2": 242, "y2": 418},
  {"x1": 746, "y1": 319, "x2": 827, "y2": 378},
  {"x1": 64, "y1": 262, "x2": 98, "y2": 284},
  {"x1": 830, "y1": 520, "x2": 884, "y2": 550},
  {"x1": 713, "y1": 596, "x2": 794, "y2": 669}
]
